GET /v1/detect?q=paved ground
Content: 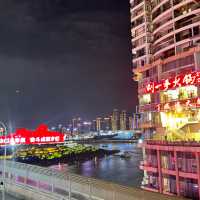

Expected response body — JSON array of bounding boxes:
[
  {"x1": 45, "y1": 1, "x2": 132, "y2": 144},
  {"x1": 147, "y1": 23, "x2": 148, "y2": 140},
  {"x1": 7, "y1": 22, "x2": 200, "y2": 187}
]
[{"x1": 0, "y1": 193, "x2": 23, "y2": 200}]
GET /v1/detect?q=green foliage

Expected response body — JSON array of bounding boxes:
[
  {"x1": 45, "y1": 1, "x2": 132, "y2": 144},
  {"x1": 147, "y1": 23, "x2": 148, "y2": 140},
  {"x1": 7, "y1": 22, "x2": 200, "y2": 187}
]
[{"x1": 15, "y1": 144, "x2": 99, "y2": 160}]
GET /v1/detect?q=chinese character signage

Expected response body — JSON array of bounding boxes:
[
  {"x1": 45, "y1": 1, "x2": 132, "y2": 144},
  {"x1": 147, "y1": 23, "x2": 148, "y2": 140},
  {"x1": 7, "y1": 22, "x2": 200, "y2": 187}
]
[
  {"x1": 146, "y1": 71, "x2": 200, "y2": 93},
  {"x1": 139, "y1": 98, "x2": 200, "y2": 112},
  {"x1": 0, "y1": 124, "x2": 65, "y2": 146}
]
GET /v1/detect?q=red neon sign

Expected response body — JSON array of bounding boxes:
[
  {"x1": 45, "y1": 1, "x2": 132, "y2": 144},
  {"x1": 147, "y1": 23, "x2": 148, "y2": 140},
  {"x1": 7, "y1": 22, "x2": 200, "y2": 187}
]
[
  {"x1": 146, "y1": 71, "x2": 200, "y2": 93},
  {"x1": 0, "y1": 124, "x2": 65, "y2": 146},
  {"x1": 140, "y1": 98, "x2": 200, "y2": 113}
]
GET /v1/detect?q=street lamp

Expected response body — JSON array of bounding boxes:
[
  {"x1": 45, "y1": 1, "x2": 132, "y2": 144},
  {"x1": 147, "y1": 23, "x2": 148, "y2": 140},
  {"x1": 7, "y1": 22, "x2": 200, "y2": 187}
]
[{"x1": 0, "y1": 122, "x2": 7, "y2": 200}]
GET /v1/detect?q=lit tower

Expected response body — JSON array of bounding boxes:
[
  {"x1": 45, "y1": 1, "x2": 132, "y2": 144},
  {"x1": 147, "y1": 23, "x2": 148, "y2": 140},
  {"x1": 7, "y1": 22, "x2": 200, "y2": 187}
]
[
  {"x1": 111, "y1": 109, "x2": 119, "y2": 132},
  {"x1": 128, "y1": 116, "x2": 134, "y2": 130},
  {"x1": 120, "y1": 110, "x2": 127, "y2": 130},
  {"x1": 96, "y1": 117, "x2": 102, "y2": 133},
  {"x1": 130, "y1": 0, "x2": 200, "y2": 198},
  {"x1": 91, "y1": 120, "x2": 97, "y2": 132},
  {"x1": 104, "y1": 117, "x2": 111, "y2": 131},
  {"x1": 72, "y1": 118, "x2": 77, "y2": 133}
]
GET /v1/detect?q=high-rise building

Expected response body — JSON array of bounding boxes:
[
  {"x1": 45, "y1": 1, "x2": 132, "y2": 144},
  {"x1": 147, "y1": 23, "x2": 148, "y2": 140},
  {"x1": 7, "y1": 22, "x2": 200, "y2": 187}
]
[
  {"x1": 120, "y1": 110, "x2": 127, "y2": 130},
  {"x1": 72, "y1": 118, "x2": 77, "y2": 132},
  {"x1": 111, "y1": 109, "x2": 120, "y2": 131},
  {"x1": 96, "y1": 117, "x2": 102, "y2": 132},
  {"x1": 72, "y1": 117, "x2": 82, "y2": 134},
  {"x1": 82, "y1": 121, "x2": 92, "y2": 133},
  {"x1": 91, "y1": 120, "x2": 97, "y2": 132},
  {"x1": 129, "y1": 116, "x2": 134, "y2": 130},
  {"x1": 130, "y1": 0, "x2": 200, "y2": 199},
  {"x1": 102, "y1": 117, "x2": 112, "y2": 131}
]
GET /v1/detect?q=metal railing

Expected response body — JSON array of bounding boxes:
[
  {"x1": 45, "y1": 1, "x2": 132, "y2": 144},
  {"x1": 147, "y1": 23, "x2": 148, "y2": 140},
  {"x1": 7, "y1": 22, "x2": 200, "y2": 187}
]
[{"x1": 0, "y1": 160, "x2": 187, "y2": 200}]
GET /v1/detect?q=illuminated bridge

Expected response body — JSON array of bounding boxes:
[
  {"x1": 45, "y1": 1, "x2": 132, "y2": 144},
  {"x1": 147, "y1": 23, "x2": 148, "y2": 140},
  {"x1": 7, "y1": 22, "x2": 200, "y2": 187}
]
[{"x1": 1, "y1": 161, "x2": 187, "y2": 200}]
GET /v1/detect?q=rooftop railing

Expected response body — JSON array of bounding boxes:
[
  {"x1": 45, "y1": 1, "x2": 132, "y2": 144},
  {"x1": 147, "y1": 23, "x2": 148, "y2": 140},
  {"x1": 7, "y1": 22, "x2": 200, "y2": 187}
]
[{"x1": 146, "y1": 140, "x2": 200, "y2": 147}]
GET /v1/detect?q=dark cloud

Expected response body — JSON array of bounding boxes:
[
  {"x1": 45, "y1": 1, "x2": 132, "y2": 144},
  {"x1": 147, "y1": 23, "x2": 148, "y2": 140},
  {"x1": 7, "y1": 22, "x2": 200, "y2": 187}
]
[{"x1": 0, "y1": 0, "x2": 137, "y2": 129}]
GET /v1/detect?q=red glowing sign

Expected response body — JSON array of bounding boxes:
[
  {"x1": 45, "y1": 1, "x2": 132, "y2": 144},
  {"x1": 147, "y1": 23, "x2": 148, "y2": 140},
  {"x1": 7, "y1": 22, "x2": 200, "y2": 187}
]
[
  {"x1": 146, "y1": 71, "x2": 200, "y2": 93},
  {"x1": 0, "y1": 124, "x2": 65, "y2": 146},
  {"x1": 139, "y1": 98, "x2": 200, "y2": 113},
  {"x1": 160, "y1": 98, "x2": 200, "y2": 112}
]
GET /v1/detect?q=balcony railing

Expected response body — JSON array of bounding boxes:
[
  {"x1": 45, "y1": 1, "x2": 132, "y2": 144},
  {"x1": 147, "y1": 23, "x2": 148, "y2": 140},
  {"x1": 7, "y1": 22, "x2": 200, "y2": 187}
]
[
  {"x1": 153, "y1": 39, "x2": 175, "y2": 53},
  {"x1": 146, "y1": 140, "x2": 200, "y2": 147}
]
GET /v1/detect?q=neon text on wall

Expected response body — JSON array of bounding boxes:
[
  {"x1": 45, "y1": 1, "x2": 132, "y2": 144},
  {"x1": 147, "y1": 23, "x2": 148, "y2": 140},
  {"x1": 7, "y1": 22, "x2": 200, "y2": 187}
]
[
  {"x1": 139, "y1": 97, "x2": 200, "y2": 112},
  {"x1": 0, "y1": 124, "x2": 65, "y2": 146},
  {"x1": 146, "y1": 71, "x2": 200, "y2": 94}
]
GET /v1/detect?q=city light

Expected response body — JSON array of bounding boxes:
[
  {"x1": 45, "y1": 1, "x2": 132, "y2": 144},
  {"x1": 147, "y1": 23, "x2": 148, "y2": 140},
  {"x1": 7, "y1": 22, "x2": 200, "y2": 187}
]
[{"x1": 138, "y1": 138, "x2": 143, "y2": 144}]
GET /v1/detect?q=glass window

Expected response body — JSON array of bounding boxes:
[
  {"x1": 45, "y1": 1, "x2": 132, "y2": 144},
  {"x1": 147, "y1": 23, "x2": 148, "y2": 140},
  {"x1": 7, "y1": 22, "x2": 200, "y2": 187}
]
[
  {"x1": 160, "y1": 89, "x2": 179, "y2": 103},
  {"x1": 179, "y1": 86, "x2": 197, "y2": 100},
  {"x1": 139, "y1": 94, "x2": 151, "y2": 105}
]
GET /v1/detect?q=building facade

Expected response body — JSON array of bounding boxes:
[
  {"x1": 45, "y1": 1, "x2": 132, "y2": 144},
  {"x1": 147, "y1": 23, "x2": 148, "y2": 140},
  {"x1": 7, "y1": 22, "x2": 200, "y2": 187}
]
[
  {"x1": 96, "y1": 117, "x2": 102, "y2": 132},
  {"x1": 120, "y1": 110, "x2": 127, "y2": 130},
  {"x1": 103, "y1": 117, "x2": 112, "y2": 131},
  {"x1": 130, "y1": 0, "x2": 200, "y2": 199},
  {"x1": 111, "y1": 109, "x2": 120, "y2": 131}
]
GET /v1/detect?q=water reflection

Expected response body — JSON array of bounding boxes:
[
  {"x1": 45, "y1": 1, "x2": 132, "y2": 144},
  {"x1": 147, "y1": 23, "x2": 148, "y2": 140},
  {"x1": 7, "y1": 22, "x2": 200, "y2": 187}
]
[{"x1": 50, "y1": 143, "x2": 143, "y2": 187}]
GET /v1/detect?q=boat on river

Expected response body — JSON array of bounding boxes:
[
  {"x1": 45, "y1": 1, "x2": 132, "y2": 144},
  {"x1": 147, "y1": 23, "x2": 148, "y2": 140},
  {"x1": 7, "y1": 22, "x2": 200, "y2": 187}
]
[
  {"x1": 57, "y1": 141, "x2": 77, "y2": 147},
  {"x1": 114, "y1": 151, "x2": 132, "y2": 159},
  {"x1": 120, "y1": 151, "x2": 132, "y2": 159},
  {"x1": 94, "y1": 132, "x2": 118, "y2": 140}
]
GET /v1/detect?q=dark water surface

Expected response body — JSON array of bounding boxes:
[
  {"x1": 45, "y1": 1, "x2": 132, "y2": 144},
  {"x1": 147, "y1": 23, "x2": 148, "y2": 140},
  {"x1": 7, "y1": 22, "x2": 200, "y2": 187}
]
[{"x1": 50, "y1": 143, "x2": 143, "y2": 187}]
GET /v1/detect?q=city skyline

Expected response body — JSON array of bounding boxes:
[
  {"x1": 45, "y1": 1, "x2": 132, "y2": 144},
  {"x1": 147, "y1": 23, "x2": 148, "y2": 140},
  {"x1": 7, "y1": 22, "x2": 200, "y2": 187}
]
[
  {"x1": 58, "y1": 109, "x2": 135, "y2": 133},
  {"x1": 0, "y1": 0, "x2": 137, "y2": 129}
]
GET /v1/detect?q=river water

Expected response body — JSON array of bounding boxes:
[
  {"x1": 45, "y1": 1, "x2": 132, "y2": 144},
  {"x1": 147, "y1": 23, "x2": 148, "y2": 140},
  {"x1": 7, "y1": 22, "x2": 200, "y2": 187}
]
[{"x1": 51, "y1": 143, "x2": 143, "y2": 187}]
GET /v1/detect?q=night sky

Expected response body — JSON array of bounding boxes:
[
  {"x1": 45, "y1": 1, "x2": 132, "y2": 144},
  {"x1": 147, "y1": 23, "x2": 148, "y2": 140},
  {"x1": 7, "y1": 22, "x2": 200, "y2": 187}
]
[{"x1": 0, "y1": 0, "x2": 137, "y2": 129}]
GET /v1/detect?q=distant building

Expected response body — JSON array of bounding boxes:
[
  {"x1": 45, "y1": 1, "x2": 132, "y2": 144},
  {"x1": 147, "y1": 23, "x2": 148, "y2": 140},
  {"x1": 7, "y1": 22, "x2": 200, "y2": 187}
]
[
  {"x1": 72, "y1": 117, "x2": 82, "y2": 134},
  {"x1": 96, "y1": 117, "x2": 102, "y2": 132},
  {"x1": 111, "y1": 109, "x2": 120, "y2": 131},
  {"x1": 103, "y1": 117, "x2": 111, "y2": 131},
  {"x1": 128, "y1": 116, "x2": 134, "y2": 130},
  {"x1": 93, "y1": 117, "x2": 112, "y2": 132},
  {"x1": 91, "y1": 120, "x2": 97, "y2": 132},
  {"x1": 72, "y1": 118, "x2": 77, "y2": 131},
  {"x1": 120, "y1": 110, "x2": 127, "y2": 130}
]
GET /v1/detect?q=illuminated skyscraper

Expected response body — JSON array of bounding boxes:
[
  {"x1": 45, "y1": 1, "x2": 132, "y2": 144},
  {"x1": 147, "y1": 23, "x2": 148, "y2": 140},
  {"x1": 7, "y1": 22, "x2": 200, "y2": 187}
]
[
  {"x1": 103, "y1": 117, "x2": 111, "y2": 131},
  {"x1": 129, "y1": 116, "x2": 134, "y2": 130},
  {"x1": 120, "y1": 110, "x2": 127, "y2": 130},
  {"x1": 130, "y1": 0, "x2": 200, "y2": 198},
  {"x1": 111, "y1": 109, "x2": 119, "y2": 131},
  {"x1": 91, "y1": 120, "x2": 97, "y2": 132},
  {"x1": 72, "y1": 117, "x2": 82, "y2": 134},
  {"x1": 96, "y1": 117, "x2": 102, "y2": 132}
]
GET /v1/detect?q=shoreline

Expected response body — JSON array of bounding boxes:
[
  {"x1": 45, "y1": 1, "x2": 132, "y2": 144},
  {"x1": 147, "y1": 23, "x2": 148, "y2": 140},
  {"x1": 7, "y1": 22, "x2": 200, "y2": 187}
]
[{"x1": 75, "y1": 139, "x2": 138, "y2": 144}]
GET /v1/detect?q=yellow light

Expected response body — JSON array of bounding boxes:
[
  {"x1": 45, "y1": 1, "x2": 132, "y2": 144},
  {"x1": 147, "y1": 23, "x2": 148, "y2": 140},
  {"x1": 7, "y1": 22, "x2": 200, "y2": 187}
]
[
  {"x1": 175, "y1": 102, "x2": 182, "y2": 113},
  {"x1": 160, "y1": 111, "x2": 188, "y2": 130}
]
